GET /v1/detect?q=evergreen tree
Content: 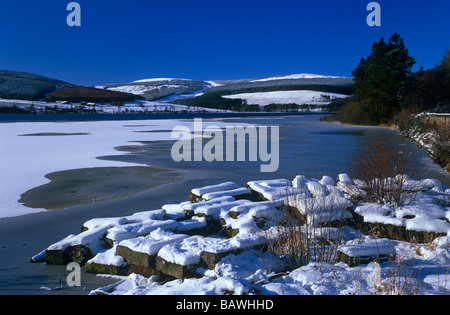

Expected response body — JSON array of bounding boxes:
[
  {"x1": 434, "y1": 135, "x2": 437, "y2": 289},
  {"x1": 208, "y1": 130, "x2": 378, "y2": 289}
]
[
  {"x1": 352, "y1": 33, "x2": 416, "y2": 124},
  {"x1": 408, "y1": 49, "x2": 450, "y2": 111}
]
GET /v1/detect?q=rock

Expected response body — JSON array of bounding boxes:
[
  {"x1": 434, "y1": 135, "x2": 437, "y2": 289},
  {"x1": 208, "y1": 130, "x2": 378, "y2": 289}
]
[
  {"x1": 116, "y1": 245, "x2": 157, "y2": 270},
  {"x1": 46, "y1": 245, "x2": 93, "y2": 266},
  {"x1": 155, "y1": 256, "x2": 201, "y2": 279},
  {"x1": 85, "y1": 261, "x2": 129, "y2": 276},
  {"x1": 337, "y1": 239, "x2": 395, "y2": 267},
  {"x1": 189, "y1": 182, "x2": 240, "y2": 203},
  {"x1": 113, "y1": 229, "x2": 189, "y2": 277}
]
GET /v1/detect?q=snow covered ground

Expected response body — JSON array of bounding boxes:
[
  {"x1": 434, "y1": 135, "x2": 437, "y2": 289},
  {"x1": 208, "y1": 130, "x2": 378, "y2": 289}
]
[
  {"x1": 223, "y1": 90, "x2": 348, "y2": 106},
  {"x1": 0, "y1": 98, "x2": 227, "y2": 114}
]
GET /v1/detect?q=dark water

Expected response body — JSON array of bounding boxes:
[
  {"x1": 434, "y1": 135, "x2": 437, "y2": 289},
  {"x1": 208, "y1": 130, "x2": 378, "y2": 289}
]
[
  {"x1": 0, "y1": 114, "x2": 448, "y2": 295},
  {"x1": 101, "y1": 115, "x2": 450, "y2": 186}
]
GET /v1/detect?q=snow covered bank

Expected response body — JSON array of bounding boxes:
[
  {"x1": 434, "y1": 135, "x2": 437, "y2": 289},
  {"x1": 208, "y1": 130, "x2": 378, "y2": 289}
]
[
  {"x1": 32, "y1": 174, "x2": 449, "y2": 295},
  {"x1": 0, "y1": 98, "x2": 229, "y2": 114}
]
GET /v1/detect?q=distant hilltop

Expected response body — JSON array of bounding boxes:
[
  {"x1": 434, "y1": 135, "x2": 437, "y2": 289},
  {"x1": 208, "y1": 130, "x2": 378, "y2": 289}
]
[{"x1": 0, "y1": 70, "x2": 73, "y2": 101}]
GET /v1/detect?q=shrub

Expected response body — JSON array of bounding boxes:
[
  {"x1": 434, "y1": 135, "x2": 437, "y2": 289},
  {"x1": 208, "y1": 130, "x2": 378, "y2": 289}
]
[
  {"x1": 336, "y1": 100, "x2": 373, "y2": 125},
  {"x1": 347, "y1": 135, "x2": 422, "y2": 206}
]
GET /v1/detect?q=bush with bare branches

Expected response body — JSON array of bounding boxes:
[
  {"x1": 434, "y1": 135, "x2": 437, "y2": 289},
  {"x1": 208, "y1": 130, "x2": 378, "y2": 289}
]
[{"x1": 347, "y1": 135, "x2": 423, "y2": 206}]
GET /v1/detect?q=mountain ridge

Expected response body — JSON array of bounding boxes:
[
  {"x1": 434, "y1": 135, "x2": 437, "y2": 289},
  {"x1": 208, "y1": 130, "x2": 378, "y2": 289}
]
[{"x1": 0, "y1": 70, "x2": 353, "y2": 105}]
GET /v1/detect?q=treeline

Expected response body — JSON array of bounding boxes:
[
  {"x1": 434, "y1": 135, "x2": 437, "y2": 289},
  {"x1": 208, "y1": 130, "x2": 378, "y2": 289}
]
[
  {"x1": 208, "y1": 83, "x2": 354, "y2": 97},
  {"x1": 173, "y1": 92, "x2": 260, "y2": 112},
  {"x1": 333, "y1": 33, "x2": 450, "y2": 126},
  {"x1": 0, "y1": 81, "x2": 60, "y2": 101},
  {"x1": 264, "y1": 103, "x2": 331, "y2": 112},
  {"x1": 173, "y1": 83, "x2": 352, "y2": 112},
  {"x1": 0, "y1": 70, "x2": 72, "y2": 101},
  {"x1": 0, "y1": 105, "x2": 98, "y2": 115}
]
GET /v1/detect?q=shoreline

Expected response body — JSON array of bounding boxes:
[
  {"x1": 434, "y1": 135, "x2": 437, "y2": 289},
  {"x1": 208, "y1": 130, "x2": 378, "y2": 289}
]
[
  {"x1": 19, "y1": 166, "x2": 183, "y2": 211},
  {"x1": 322, "y1": 117, "x2": 449, "y2": 174}
]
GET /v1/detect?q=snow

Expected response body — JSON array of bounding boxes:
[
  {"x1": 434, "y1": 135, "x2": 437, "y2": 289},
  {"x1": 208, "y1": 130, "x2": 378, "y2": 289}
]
[
  {"x1": 0, "y1": 98, "x2": 229, "y2": 115},
  {"x1": 221, "y1": 202, "x2": 281, "y2": 235},
  {"x1": 157, "y1": 235, "x2": 222, "y2": 266},
  {"x1": 176, "y1": 217, "x2": 208, "y2": 233},
  {"x1": 355, "y1": 194, "x2": 450, "y2": 234},
  {"x1": 93, "y1": 274, "x2": 250, "y2": 295},
  {"x1": 87, "y1": 246, "x2": 125, "y2": 267},
  {"x1": 157, "y1": 233, "x2": 266, "y2": 267},
  {"x1": 213, "y1": 249, "x2": 285, "y2": 280},
  {"x1": 117, "y1": 228, "x2": 189, "y2": 256},
  {"x1": 251, "y1": 73, "x2": 347, "y2": 83},
  {"x1": 191, "y1": 182, "x2": 239, "y2": 197},
  {"x1": 223, "y1": 90, "x2": 348, "y2": 106},
  {"x1": 47, "y1": 225, "x2": 111, "y2": 253},
  {"x1": 0, "y1": 119, "x2": 248, "y2": 219},
  {"x1": 247, "y1": 179, "x2": 293, "y2": 200},
  {"x1": 102, "y1": 85, "x2": 157, "y2": 95},
  {"x1": 338, "y1": 239, "x2": 395, "y2": 257},
  {"x1": 202, "y1": 188, "x2": 251, "y2": 201},
  {"x1": 132, "y1": 78, "x2": 176, "y2": 83},
  {"x1": 105, "y1": 220, "x2": 178, "y2": 245}
]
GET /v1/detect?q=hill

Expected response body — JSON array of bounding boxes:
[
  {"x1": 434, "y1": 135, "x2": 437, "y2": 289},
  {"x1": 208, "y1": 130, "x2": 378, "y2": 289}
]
[
  {"x1": 0, "y1": 70, "x2": 73, "y2": 101},
  {"x1": 173, "y1": 74, "x2": 354, "y2": 111},
  {"x1": 94, "y1": 78, "x2": 206, "y2": 101}
]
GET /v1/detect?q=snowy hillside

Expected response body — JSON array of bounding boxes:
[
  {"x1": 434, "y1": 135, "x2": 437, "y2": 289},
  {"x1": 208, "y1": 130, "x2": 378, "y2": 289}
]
[
  {"x1": 223, "y1": 90, "x2": 348, "y2": 106},
  {"x1": 95, "y1": 78, "x2": 207, "y2": 102},
  {"x1": 251, "y1": 73, "x2": 347, "y2": 83}
]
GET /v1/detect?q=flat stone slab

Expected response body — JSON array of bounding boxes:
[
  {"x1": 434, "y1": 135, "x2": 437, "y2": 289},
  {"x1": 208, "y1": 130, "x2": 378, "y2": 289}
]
[
  {"x1": 189, "y1": 182, "x2": 240, "y2": 202},
  {"x1": 155, "y1": 234, "x2": 268, "y2": 278},
  {"x1": 337, "y1": 239, "x2": 395, "y2": 267},
  {"x1": 116, "y1": 229, "x2": 188, "y2": 269},
  {"x1": 45, "y1": 225, "x2": 111, "y2": 265},
  {"x1": 85, "y1": 247, "x2": 129, "y2": 276}
]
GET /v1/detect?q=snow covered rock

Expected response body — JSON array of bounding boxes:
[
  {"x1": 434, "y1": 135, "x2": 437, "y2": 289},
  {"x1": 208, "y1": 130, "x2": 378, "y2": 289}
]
[
  {"x1": 82, "y1": 209, "x2": 166, "y2": 232},
  {"x1": 45, "y1": 225, "x2": 111, "y2": 265},
  {"x1": 288, "y1": 194, "x2": 354, "y2": 226},
  {"x1": 155, "y1": 234, "x2": 268, "y2": 278},
  {"x1": 219, "y1": 200, "x2": 284, "y2": 237},
  {"x1": 176, "y1": 217, "x2": 208, "y2": 235},
  {"x1": 115, "y1": 229, "x2": 189, "y2": 276},
  {"x1": 200, "y1": 234, "x2": 268, "y2": 270},
  {"x1": 337, "y1": 238, "x2": 395, "y2": 267},
  {"x1": 202, "y1": 187, "x2": 254, "y2": 201},
  {"x1": 189, "y1": 182, "x2": 239, "y2": 202},
  {"x1": 355, "y1": 195, "x2": 449, "y2": 242},
  {"x1": 247, "y1": 179, "x2": 293, "y2": 201},
  {"x1": 85, "y1": 246, "x2": 129, "y2": 276},
  {"x1": 104, "y1": 220, "x2": 178, "y2": 247}
]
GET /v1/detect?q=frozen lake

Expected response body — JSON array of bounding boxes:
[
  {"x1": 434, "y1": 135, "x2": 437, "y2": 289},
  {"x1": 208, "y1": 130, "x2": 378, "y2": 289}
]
[{"x1": 0, "y1": 113, "x2": 448, "y2": 294}]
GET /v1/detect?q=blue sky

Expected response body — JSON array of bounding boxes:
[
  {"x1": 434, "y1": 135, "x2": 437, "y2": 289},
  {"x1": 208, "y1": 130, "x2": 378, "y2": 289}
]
[{"x1": 0, "y1": 0, "x2": 448, "y2": 85}]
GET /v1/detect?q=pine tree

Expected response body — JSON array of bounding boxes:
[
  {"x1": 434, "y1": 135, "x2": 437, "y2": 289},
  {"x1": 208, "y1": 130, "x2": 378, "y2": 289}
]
[{"x1": 352, "y1": 33, "x2": 416, "y2": 124}]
